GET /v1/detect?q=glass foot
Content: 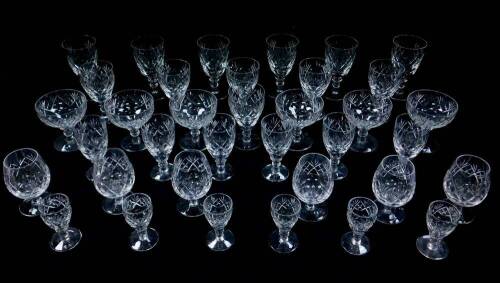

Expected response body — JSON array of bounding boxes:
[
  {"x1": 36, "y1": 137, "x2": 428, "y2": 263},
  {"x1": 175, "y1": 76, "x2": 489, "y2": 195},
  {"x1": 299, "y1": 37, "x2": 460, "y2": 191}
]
[
  {"x1": 150, "y1": 163, "x2": 173, "y2": 182},
  {"x1": 179, "y1": 134, "x2": 206, "y2": 151},
  {"x1": 211, "y1": 163, "x2": 233, "y2": 182},
  {"x1": 85, "y1": 166, "x2": 93, "y2": 181},
  {"x1": 234, "y1": 132, "x2": 260, "y2": 151},
  {"x1": 416, "y1": 235, "x2": 448, "y2": 260},
  {"x1": 421, "y1": 138, "x2": 440, "y2": 154},
  {"x1": 102, "y1": 197, "x2": 123, "y2": 215},
  {"x1": 49, "y1": 227, "x2": 82, "y2": 252},
  {"x1": 262, "y1": 163, "x2": 289, "y2": 182},
  {"x1": 129, "y1": 228, "x2": 159, "y2": 252},
  {"x1": 341, "y1": 232, "x2": 370, "y2": 256},
  {"x1": 324, "y1": 90, "x2": 343, "y2": 101},
  {"x1": 269, "y1": 230, "x2": 298, "y2": 254},
  {"x1": 290, "y1": 133, "x2": 313, "y2": 152},
  {"x1": 377, "y1": 203, "x2": 405, "y2": 225},
  {"x1": 391, "y1": 89, "x2": 407, "y2": 102},
  {"x1": 176, "y1": 198, "x2": 204, "y2": 217},
  {"x1": 207, "y1": 229, "x2": 234, "y2": 251},
  {"x1": 54, "y1": 134, "x2": 78, "y2": 152},
  {"x1": 332, "y1": 162, "x2": 348, "y2": 180},
  {"x1": 120, "y1": 135, "x2": 146, "y2": 152},
  {"x1": 350, "y1": 134, "x2": 378, "y2": 153},
  {"x1": 299, "y1": 203, "x2": 328, "y2": 222},
  {"x1": 19, "y1": 197, "x2": 43, "y2": 217}
]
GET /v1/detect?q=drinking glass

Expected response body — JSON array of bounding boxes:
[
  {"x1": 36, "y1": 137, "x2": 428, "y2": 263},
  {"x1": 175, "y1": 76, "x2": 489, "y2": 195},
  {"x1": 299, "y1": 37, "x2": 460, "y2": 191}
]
[
  {"x1": 299, "y1": 57, "x2": 331, "y2": 100},
  {"x1": 260, "y1": 113, "x2": 293, "y2": 182},
  {"x1": 341, "y1": 197, "x2": 378, "y2": 256},
  {"x1": 393, "y1": 113, "x2": 425, "y2": 159},
  {"x1": 79, "y1": 60, "x2": 115, "y2": 118},
  {"x1": 265, "y1": 33, "x2": 299, "y2": 96},
  {"x1": 203, "y1": 113, "x2": 236, "y2": 181},
  {"x1": 368, "y1": 59, "x2": 405, "y2": 100},
  {"x1": 226, "y1": 57, "x2": 260, "y2": 95},
  {"x1": 131, "y1": 35, "x2": 165, "y2": 98},
  {"x1": 269, "y1": 194, "x2": 301, "y2": 253},
  {"x1": 61, "y1": 34, "x2": 97, "y2": 75},
  {"x1": 122, "y1": 193, "x2": 159, "y2": 251},
  {"x1": 142, "y1": 114, "x2": 175, "y2": 182},
  {"x1": 324, "y1": 34, "x2": 358, "y2": 100},
  {"x1": 203, "y1": 193, "x2": 234, "y2": 251},
  {"x1": 157, "y1": 58, "x2": 190, "y2": 100},
  {"x1": 322, "y1": 112, "x2": 355, "y2": 180},
  {"x1": 74, "y1": 115, "x2": 108, "y2": 181},
  {"x1": 197, "y1": 34, "x2": 230, "y2": 99}
]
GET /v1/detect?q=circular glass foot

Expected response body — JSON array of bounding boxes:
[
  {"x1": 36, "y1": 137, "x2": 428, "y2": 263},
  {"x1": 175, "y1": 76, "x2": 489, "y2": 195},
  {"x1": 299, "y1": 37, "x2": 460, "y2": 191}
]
[
  {"x1": 289, "y1": 133, "x2": 313, "y2": 152},
  {"x1": 269, "y1": 230, "x2": 298, "y2": 254},
  {"x1": 49, "y1": 227, "x2": 82, "y2": 252},
  {"x1": 19, "y1": 197, "x2": 43, "y2": 217},
  {"x1": 416, "y1": 235, "x2": 448, "y2": 260},
  {"x1": 102, "y1": 197, "x2": 123, "y2": 215},
  {"x1": 150, "y1": 163, "x2": 173, "y2": 182},
  {"x1": 206, "y1": 229, "x2": 234, "y2": 251},
  {"x1": 341, "y1": 232, "x2": 370, "y2": 255},
  {"x1": 350, "y1": 134, "x2": 378, "y2": 153},
  {"x1": 129, "y1": 228, "x2": 159, "y2": 252},
  {"x1": 211, "y1": 163, "x2": 233, "y2": 182},
  {"x1": 377, "y1": 204, "x2": 405, "y2": 225},
  {"x1": 54, "y1": 134, "x2": 78, "y2": 152},
  {"x1": 179, "y1": 134, "x2": 206, "y2": 151},
  {"x1": 85, "y1": 166, "x2": 93, "y2": 181},
  {"x1": 262, "y1": 163, "x2": 289, "y2": 182},
  {"x1": 120, "y1": 135, "x2": 146, "y2": 152},
  {"x1": 299, "y1": 203, "x2": 328, "y2": 222},
  {"x1": 235, "y1": 132, "x2": 260, "y2": 151},
  {"x1": 332, "y1": 162, "x2": 348, "y2": 180},
  {"x1": 176, "y1": 198, "x2": 204, "y2": 217}
]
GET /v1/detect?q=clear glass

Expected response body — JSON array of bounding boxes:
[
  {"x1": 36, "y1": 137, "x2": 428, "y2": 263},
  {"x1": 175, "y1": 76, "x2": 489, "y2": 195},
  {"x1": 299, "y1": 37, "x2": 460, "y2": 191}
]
[
  {"x1": 169, "y1": 89, "x2": 217, "y2": 150},
  {"x1": 416, "y1": 200, "x2": 461, "y2": 260},
  {"x1": 131, "y1": 35, "x2": 165, "y2": 98},
  {"x1": 269, "y1": 194, "x2": 301, "y2": 253},
  {"x1": 322, "y1": 112, "x2": 355, "y2": 180},
  {"x1": 141, "y1": 114, "x2": 175, "y2": 182},
  {"x1": 324, "y1": 34, "x2": 358, "y2": 100},
  {"x1": 226, "y1": 57, "x2": 260, "y2": 95},
  {"x1": 341, "y1": 197, "x2": 378, "y2": 256},
  {"x1": 157, "y1": 58, "x2": 190, "y2": 100},
  {"x1": 104, "y1": 89, "x2": 154, "y2": 152},
  {"x1": 299, "y1": 57, "x2": 331, "y2": 99},
  {"x1": 171, "y1": 150, "x2": 212, "y2": 217},
  {"x1": 260, "y1": 114, "x2": 293, "y2": 182},
  {"x1": 203, "y1": 113, "x2": 236, "y2": 181},
  {"x1": 61, "y1": 34, "x2": 97, "y2": 76},
  {"x1": 123, "y1": 193, "x2": 159, "y2": 251},
  {"x1": 74, "y1": 115, "x2": 108, "y2": 181},
  {"x1": 203, "y1": 193, "x2": 234, "y2": 251},
  {"x1": 79, "y1": 60, "x2": 114, "y2": 118},
  {"x1": 35, "y1": 89, "x2": 88, "y2": 152},
  {"x1": 197, "y1": 34, "x2": 230, "y2": 99},
  {"x1": 39, "y1": 193, "x2": 82, "y2": 252},
  {"x1": 265, "y1": 33, "x2": 299, "y2": 97},
  {"x1": 393, "y1": 113, "x2": 425, "y2": 159},
  {"x1": 372, "y1": 155, "x2": 416, "y2": 224},
  {"x1": 3, "y1": 148, "x2": 51, "y2": 217},
  {"x1": 368, "y1": 59, "x2": 405, "y2": 99},
  {"x1": 293, "y1": 153, "x2": 334, "y2": 222}
]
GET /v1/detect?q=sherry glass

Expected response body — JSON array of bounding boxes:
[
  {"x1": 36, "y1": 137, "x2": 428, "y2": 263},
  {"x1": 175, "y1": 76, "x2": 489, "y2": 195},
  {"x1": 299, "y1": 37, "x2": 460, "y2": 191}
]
[
  {"x1": 197, "y1": 34, "x2": 230, "y2": 99},
  {"x1": 341, "y1": 197, "x2": 378, "y2": 256},
  {"x1": 299, "y1": 57, "x2": 331, "y2": 100},
  {"x1": 265, "y1": 33, "x2": 299, "y2": 97},
  {"x1": 226, "y1": 57, "x2": 260, "y2": 95},
  {"x1": 324, "y1": 34, "x2": 358, "y2": 101},
  {"x1": 393, "y1": 113, "x2": 425, "y2": 160},
  {"x1": 61, "y1": 34, "x2": 97, "y2": 76},
  {"x1": 74, "y1": 114, "x2": 108, "y2": 181},
  {"x1": 79, "y1": 60, "x2": 115, "y2": 119},
  {"x1": 203, "y1": 193, "x2": 234, "y2": 251},
  {"x1": 122, "y1": 192, "x2": 159, "y2": 251},
  {"x1": 322, "y1": 112, "x2": 355, "y2": 180},
  {"x1": 131, "y1": 35, "x2": 165, "y2": 99},
  {"x1": 157, "y1": 58, "x2": 190, "y2": 100},
  {"x1": 368, "y1": 58, "x2": 405, "y2": 100},
  {"x1": 269, "y1": 194, "x2": 301, "y2": 253},
  {"x1": 260, "y1": 113, "x2": 293, "y2": 182},
  {"x1": 203, "y1": 113, "x2": 236, "y2": 181}
]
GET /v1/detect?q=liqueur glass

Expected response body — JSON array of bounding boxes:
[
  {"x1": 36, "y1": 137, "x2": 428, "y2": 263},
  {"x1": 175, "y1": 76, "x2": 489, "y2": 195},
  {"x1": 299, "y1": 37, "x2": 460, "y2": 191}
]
[
  {"x1": 131, "y1": 35, "x2": 165, "y2": 98},
  {"x1": 203, "y1": 113, "x2": 236, "y2": 181},
  {"x1": 226, "y1": 57, "x2": 260, "y2": 95},
  {"x1": 393, "y1": 113, "x2": 425, "y2": 159},
  {"x1": 203, "y1": 193, "x2": 234, "y2": 251},
  {"x1": 74, "y1": 114, "x2": 108, "y2": 181},
  {"x1": 324, "y1": 34, "x2": 358, "y2": 101},
  {"x1": 269, "y1": 194, "x2": 301, "y2": 254},
  {"x1": 322, "y1": 112, "x2": 355, "y2": 180},
  {"x1": 79, "y1": 60, "x2": 115, "y2": 118},
  {"x1": 197, "y1": 34, "x2": 230, "y2": 99},
  {"x1": 61, "y1": 34, "x2": 97, "y2": 75},
  {"x1": 299, "y1": 57, "x2": 331, "y2": 100},
  {"x1": 341, "y1": 197, "x2": 378, "y2": 256},
  {"x1": 368, "y1": 59, "x2": 405, "y2": 100},
  {"x1": 123, "y1": 193, "x2": 159, "y2": 251},
  {"x1": 265, "y1": 33, "x2": 299, "y2": 97},
  {"x1": 157, "y1": 58, "x2": 190, "y2": 100}
]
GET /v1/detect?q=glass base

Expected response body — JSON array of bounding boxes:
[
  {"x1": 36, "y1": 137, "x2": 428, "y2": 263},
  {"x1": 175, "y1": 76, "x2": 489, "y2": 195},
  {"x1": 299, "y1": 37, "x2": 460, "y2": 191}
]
[
  {"x1": 129, "y1": 228, "x2": 159, "y2": 252},
  {"x1": 269, "y1": 230, "x2": 298, "y2": 254},
  {"x1": 234, "y1": 132, "x2": 260, "y2": 151},
  {"x1": 102, "y1": 197, "x2": 123, "y2": 215},
  {"x1": 54, "y1": 134, "x2": 78, "y2": 152},
  {"x1": 49, "y1": 227, "x2": 82, "y2": 252},
  {"x1": 211, "y1": 163, "x2": 233, "y2": 182},
  {"x1": 421, "y1": 138, "x2": 440, "y2": 154},
  {"x1": 262, "y1": 163, "x2": 288, "y2": 182},
  {"x1": 350, "y1": 134, "x2": 378, "y2": 153},
  {"x1": 324, "y1": 89, "x2": 343, "y2": 101},
  {"x1": 341, "y1": 232, "x2": 370, "y2": 256},
  {"x1": 207, "y1": 229, "x2": 234, "y2": 251},
  {"x1": 290, "y1": 133, "x2": 313, "y2": 152},
  {"x1": 299, "y1": 203, "x2": 328, "y2": 222},
  {"x1": 19, "y1": 197, "x2": 43, "y2": 217},
  {"x1": 332, "y1": 162, "x2": 348, "y2": 180},
  {"x1": 377, "y1": 204, "x2": 405, "y2": 225},
  {"x1": 150, "y1": 163, "x2": 173, "y2": 182},
  {"x1": 179, "y1": 134, "x2": 206, "y2": 151},
  {"x1": 391, "y1": 89, "x2": 407, "y2": 102},
  {"x1": 120, "y1": 135, "x2": 146, "y2": 152},
  {"x1": 85, "y1": 166, "x2": 93, "y2": 181},
  {"x1": 176, "y1": 198, "x2": 204, "y2": 217},
  {"x1": 416, "y1": 235, "x2": 449, "y2": 260}
]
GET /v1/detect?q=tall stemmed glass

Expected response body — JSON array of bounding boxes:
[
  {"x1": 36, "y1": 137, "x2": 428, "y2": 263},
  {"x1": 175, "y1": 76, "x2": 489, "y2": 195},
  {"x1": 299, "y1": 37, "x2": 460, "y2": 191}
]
[
  {"x1": 269, "y1": 194, "x2": 301, "y2": 254},
  {"x1": 265, "y1": 33, "x2": 299, "y2": 97},
  {"x1": 226, "y1": 57, "x2": 260, "y2": 95},
  {"x1": 74, "y1": 115, "x2": 108, "y2": 181},
  {"x1": 170, "y1": 89, "x2": 217, "y2": 150},
  {"x1": 393, "y1": 113, "x2": 426, "y2": 160},
  {"x1": 131, "y1": 35, "x2": 165, "y2": 99},
  {"x1": 3, "y1": 148, "x2": 50, "y2": 217},
  {"x1": 324, "y1": 34, "x2": 358, "y2": 101},
  {"x1": 157, "y1": 58, "x2": 190, "y2": 100},
  {"x1": 228, "y1": 84, "x2": 265, "y2": 151},
  {"x1": 299, "y1": 57, "x2": 331, "y2": 101},
  {"x1": 203, "y1": 113, "x2": 236, "y2": 181},
  {"x1": 141, "y1": 114, "x2": 175, "y2": 182},
  {"x1": 341, "y1": 197, "x2": 378, "y2": 256},
  {"x1": 122, "y1": 193, "x2": 159, "y2": 251},
  {"x1": 35, "y1": 89, "x2": 88, "y2": 152},
  {"x1": 203, "y1": 193, "x2": 234, "y2": 251},
  {"x1": 368, "y1": 59, "x2": 405, "y2": 100},
  {"x1": 61, "y1": 35, "x2": 97, "y2": 76},
  {"x1": 197, "y1": 34, "x2": 230, "y2": 99},
  {"x1": 322, "y1": 112, "x2": 355, "y2": 180},
  {"x1": 293, "y1": 153, "x2": 334, "y2": 222},
  {"x1": 260, "y1": 113, "x2": 293, "y2": 182},
  {"x1": 92, "y1": 148, "x2": 135, "y2": 215},
  {"x1": 104, "y1": 89, "x2": 154, "y2": 152},
  {"x1": 79, "y1": 60, "x2": 115, "y2": 119}
]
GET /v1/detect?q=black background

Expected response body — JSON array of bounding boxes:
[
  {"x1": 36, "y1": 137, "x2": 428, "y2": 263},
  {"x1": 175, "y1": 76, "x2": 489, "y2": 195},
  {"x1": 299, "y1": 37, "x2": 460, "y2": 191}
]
[{"x1": 1, "y1": 2, "x2": 497, "y2": 280}]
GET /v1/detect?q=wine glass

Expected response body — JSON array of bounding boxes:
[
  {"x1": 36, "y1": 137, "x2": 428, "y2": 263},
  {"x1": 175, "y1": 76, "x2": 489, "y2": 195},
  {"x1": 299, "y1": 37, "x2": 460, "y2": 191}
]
[
  {"x1": 79, "y1": 60, "x2": 115, "y2": 119},
  {"x1": 74, "y1": 115, "x2": 108, "y2": 181},
  {"x1": 131, "y1": 35, "x2": 165, "y2": 99},
  {"x1": 368, "y1": 59, "x2": 405, "y2": 100},
  {"x1": 157, "y1": 58, "x2": 190, "y2": 100},
  {"x1": 197, "y1": 34, "x2": 230, "y2": 99},
  {"x1": 299, "y1": 57, "x2": 331, "y2": 100},
  {"x1": 341, "y1": 197, "x2": 378, "y2": 256},
  {"x1": 203, "y1": 113, "x2": 236, "y2": 181},
  {"x1": 203, "y1": 193, "x2": 234, "y2": 251},
  {"x1": 393, "y1": 113, "x2": 425, "y2": 160},
  {"x1": 122, "y1": 193, "x2": 159, "y2": 251},
  {"x1": 35, "y1": 89, "x2": 88, "y2": 152},
  {"x1": 324, "y1": 34, "x2": 358, "y2": 101},
  {"x1": 265, "y1": 33, "x2": 299, "y2": 97},
  {"x1": 322, "y1": 112, "x2": 355, "y2": 180},
  {"x1": 61, "y1": 34, "x2": 97, "y2": 76},
  {"x1": 269, "y1": 194, "x2": 301, "y2": 253},
  {"x1": 226, "y1": 57, "x2": 260, "y2": 95}
]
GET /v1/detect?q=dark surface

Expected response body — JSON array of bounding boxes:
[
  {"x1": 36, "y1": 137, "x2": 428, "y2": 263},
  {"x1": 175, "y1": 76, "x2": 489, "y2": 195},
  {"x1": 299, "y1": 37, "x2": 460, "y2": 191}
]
[{"x1": 1, "y1": 3, "x2": 497, "y2": 280}]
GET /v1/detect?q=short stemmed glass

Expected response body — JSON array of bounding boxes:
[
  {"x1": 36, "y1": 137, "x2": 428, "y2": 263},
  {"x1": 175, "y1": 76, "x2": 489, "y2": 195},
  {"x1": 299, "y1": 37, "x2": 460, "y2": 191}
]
[
  {"x1": 203, "y1": 193, "x2": 234, "y2": 251},
  {"x1": 269, "y1": 194, "x2": 301, "y2": 254},
  {"x1": 74, "y1": 115, "x2": 108, "y2": 181},
  {"x1": 416, "y1": 200, "x2": 461, "y2": 260},
  {"x1": 407, "y1": 89, "x2": 458, "y2": 154},
  {"x1": 226, "y1": 57, "x2": 260, "y2": 95},
  {"x1": 203, "y1": 113, "x2": 236, "y2": 181},
  {"x1": 372, "y1": 155, "x2": 416, "y2": 225},
  {"x1": 157, "y1": 58, "x2": 190, "y2": 100},
  {"x1": 293, "y1": 153, "x2": 334, "y2": 222},
  {"x1": 92, "y1": 148, "x2": 135, "y2": 215},
  {"x1": 197, "y1": 34, "x2": 230, "y2": 99},
  {"x1": 341, "y1": 197, "x2": 378, "y2": 256},
  {"x1": 265, "y1": 33, "x2": 299, "y2": 96},
  {"x1": 171, "y1": 150, "x2": 212, "y2": 217},
  {"x1": 322, "y1": 112, "x2": 355, "y2": 180},
  {"x1": 391, "y1": 34, "x2": 428, "y2": 101},
  {"x1": 79, "y1": 60, "x2": 115, "y2": 118},
  {"x1": 39, "y1": 193, "x2": 82, "y2": 252},
  {"x1": 61, "y1": 35, "x2": 97, "y2": 76},
  {"x1": 393, "y1": 113, "x2": 426, "y2": 160},
  {"x1": 170, "y1": 89, "x2": 217, "y2": 150},
  {"x1": 276, "y1": 88, "x2": 324, "y2": 152},
  {"x1": 141, "y1": 114, "x2": 175, "y2": 182},
  {"x1": 35, "y1": 89, "x2": 88, "y2": 152},
  {"x1": 368, "y1": 59, "x2": 405, "y2": 100},
  {"x1": 3, "y1": 148, "x2": 51, "y2": 217},
  {"x1": 122, "y1": 193, "x2": 159, "y2": 252},
  {"x1": 324, "y1": 34, "x2": 358, "y2": 101},
  {"x1": 228, "y1": 84, "x2": 265, "y2": 151},
  {"x1": 299, "y1": 57, "x2": 331, "y2": 101},
  {"x1": 343, "y1": 89, "x2": 393, "y2": 153},
  {"x1": 260, "y1": 113, "x2": 294, "y2": 182},
  {"x1": 104, "y1": 89, "x2": 154, "y2": 152},
  {"x1": 131, "y1": 35, "x2": 165, "y2": 99}
]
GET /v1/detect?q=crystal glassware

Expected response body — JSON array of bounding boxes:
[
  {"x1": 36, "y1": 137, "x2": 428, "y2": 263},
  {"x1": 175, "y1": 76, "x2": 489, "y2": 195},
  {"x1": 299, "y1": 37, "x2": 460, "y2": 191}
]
[
  {"x1": 293, "y1": 153, "x2": 334, "y2": 222},
  {"x1": 372, "y1": 155, "x2": 416, "y2": 224},
  {"x1": 324, "y1": 34, "x2": 358, "y2": 101},
  {"x1": 265, "y1": 33, "x2": 299, "y2": 97},
  {"x1": 203, "y1": 113, "x2": 236, "y2": 181},
  {"x1": 74, "y1": 115, "x2": 108, "y2": 181},
  {"x1": 368, "y1": 58, "x2": 405, "y2": 100},
  {"x1": 35, "y1": 89, "x2": 88, "y2": 152},
  {"x1": 169, "y1": 89, "x2": 217, "y2": 150},
  {"x1": 322, "y1": 112, "x2": 355, "y2": 180},
  {"x1": 260, "y1": 113, "x2": 294, "y2": 182},
  {"x1": 157, "y1": 58, "x2": 190, "y2": 100},
  {"x1": 226, "y1": 57, "x2": 260, "y2": 95},
  {"x1": 171, "y1": 150, "x2": 212, "y2": 217},
  {"x1": 203, "y1": 193, "x2": 234, "y2": 251},
  {"x1": 104, "y1": 89, "x2": 154, "y2": 152},
  {"x1": 299, "y1": 57, "x2": 331, "y2": 100},
  {"x1": 141, "y1": 114, "x2": 175, "y2": 182},
  {"x1": 341, "y1": 197, "x2": 378, "y2": 256},
  {"x1": 92, "y1": 148, "x2": 135, "y2": 215},
  {"x1": 416, "y1": 200, "x2": 461, "y2": 260},
  {"x1": 122, "y1": 192, "x2": 159, "y2": 251},
  {"x1": 269, "y1": 194, "x2": 301, "y2": 254},
  {"x1": 79, "y1": 60, "x2": 115, "y2": 118},
  {"x1": 228, "y1": 84, "x2": 265, "y2": 151},
  {"x1": 276, "y1": 88, "x2": 324, "y2": 152},
  {"x1": 343, "y1": 89, "x2": 392, "y2": 153},
  {"x1": 39, "y1": 193, "x2": 82, "y2": 252},
  {"x1": 197, "y1": 34, "x2": 230, "y2": 99},
  {"x1": 131, "y1": 35, "x2": 165, "y2": 99},
  {"x1": 3, "y1": 148, "x2": 50, "y2": 217},
  {"x1": 393, "y1": 113, "x2": 425, "y2": 159},
  {"x1": 61, "y1": 34, "x2": 97, "y2": 76}
]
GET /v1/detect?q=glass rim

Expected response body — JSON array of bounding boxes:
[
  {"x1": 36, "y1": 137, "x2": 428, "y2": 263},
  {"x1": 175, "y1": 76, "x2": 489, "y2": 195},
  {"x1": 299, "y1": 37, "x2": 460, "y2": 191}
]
[
  {"x1": 261, "y1": 113, "x2": 292, "y2": 133},
  {"x1": 299, "y1": 57, "x2": 329, "y2": 74},
  {"x1": 297, "y1": 152, "x2": 331, "y2": 169},
  {"x1": 368, "y1": 58, "x2": 405, "y2": 75},
  {"x1": 380, "y1": 154, "x2": 416, "y2": 177},
  {"x1": 453, "y1": 154, "x2": 491, "y2": 174},
  {"x1": 203, "y1": 193, "x2": 233, "y2": 215},
  {"x1": 81, "y1": 59, "x2": 114, "y2": 70},
  {"x1": 348, "y1": 197, "x2": 378, "y2": 219},
  {"x1": 196, "y1": 34, "x2": 230, "y2": 50},
  {"x1": 123, "y1": 192, "x2": 152, "y2": 215},
  {"x1": 322, "y1": 112, "x2": 353, "y2": 131},
  {"x1": 271, "y1": 194, "x2": 301, "y2": 216},
  {"x1": 173, "y1": 149, "x2": 206, "y2": 165},
  {"x1": 40, "y1": 193, "x2": 70, "y2": 216},
  {"x1": 265, "y1": 33, "x2": 300, "y2": 48},
  {"x1": 61, "y1": 34, "x2": 96, "y2": 51},
  {"x1": 324, "y1": 34, "x2": 359, "y2": 50},
  {"x1": 111, "y1": 88, "x2": 154, "y2": 99},
  {"x1": 3, "y1": 147, "x2": 41, "y2": 169},
  {"x1": 393, "y1": 34, "x2": 428, "y2": 50},
  {"x1": 35, "y1": 89, "x2": 86, "y2": 111},
  {"x1": 227, "y1": 57, "x2": 260, "y2": 73},
  {"x1": 407, "y1": 89, "x2": 459, "y2": 111},
  {"x1": 130, "y1": 34, "x2": 165, "y2": 50}
]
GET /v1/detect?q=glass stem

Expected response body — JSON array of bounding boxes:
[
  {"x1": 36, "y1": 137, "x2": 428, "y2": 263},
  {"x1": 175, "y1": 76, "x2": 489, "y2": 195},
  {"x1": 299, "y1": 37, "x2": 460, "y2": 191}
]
[
  {"x1": 189, "y1": 199, "x2": 199, "y2": 208},
  {"x1": 241, "y1": 126, "x2": 252, "y2": 145},
  {"x1": 113, "y1": 196, "x2": 124, "y2": 211},
  {"x1": 157, "y1": 155, "x2": 170, "y2": 174},
  {"x1": 209, "y1": 77, "x2": 219, "y2": 95},
  {"x1": 270, "y1": 155, "x2": 282, "y2": 174},
  {"x1": 63, "y1": 127, "x2": 74, "y2": 143},
  {"x1": 356, "y1": 128, "x2": 368, "y2": 145},
  {"x1": 305, "y1": 203, "x2": 316, "y2": 211},
  {"x1": 215, "y1": 157, "x2": 227, "y2": 176},
  {"x1": 278, "y1": 228, "x2": 291, "y2": 243},
  {"x1": 190, "y1": 129, "x2": 201, "y2": 145},
  {"x1": 329, "y1": 153, "x2": 340, "y2": 173},
  {"x1": 293, "y1": 127, "x2": 302, "y2": 143},
  {"x1": 98, "y1": 102, "x2": 106, "y2": 115},
  {"x1": 426, "y1": 235, "x2": 442, "y2": 251},
  {"x1": 214, "y1": 227, "x2": 225, "y2": 241},
  {"x1": 276, "y1": 77, "x2": 285, "y2": 93},
  {"x1": 147, "y1": 75, "x2": 159, "y2": 94},
  {"x1": 330, "y1": 74, "x2": 342, "y2": 96},
  {"x1": 352, "y1": 231, "x2": 364, "y2": 245},
  {"x1": 129, "y1": 128, "x2": 142, "y2": 145},
  {"x1": 137, "y1": 226, "x2": 150, "y2": 241}
]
